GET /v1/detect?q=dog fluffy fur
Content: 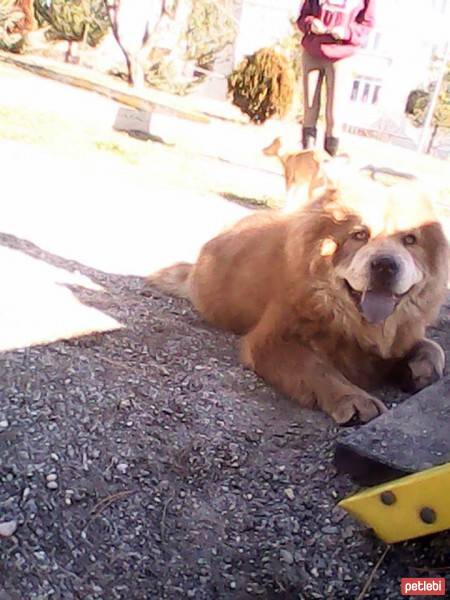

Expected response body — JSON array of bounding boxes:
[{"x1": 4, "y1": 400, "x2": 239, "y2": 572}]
[{"x1": 148, "y1": 176, "x2": 448, "y2": 424}]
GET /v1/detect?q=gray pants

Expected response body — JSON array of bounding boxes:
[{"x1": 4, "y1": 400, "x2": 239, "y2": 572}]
[{"x1": 302, "y1": 51, "x2": 351, "y2": 138}]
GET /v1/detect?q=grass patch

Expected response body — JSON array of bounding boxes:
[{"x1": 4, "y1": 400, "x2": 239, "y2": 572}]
[
  {"x1": 93, "y1": 140, "x2": 137, "y2": 162},
  {"x1": 0, "y1": 106, "x2": 60, "y2": 145},
  {"x1": 0, "y1": 102, "x2": 279, "y2": 208},
  {"x1": 0, "y1": 105, "x2": 139, "y2": 162},
  {"x1": 219, "y1": 191, "x2": 279, "y2": 209}
]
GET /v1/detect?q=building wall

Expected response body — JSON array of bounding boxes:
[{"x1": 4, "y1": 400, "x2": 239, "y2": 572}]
[
  {"x1": 196, "y1": 0, "x2": 450, "y2": 154},
  {"x1": 344, "y1": 0, "x2": 450, "y2": 146}
]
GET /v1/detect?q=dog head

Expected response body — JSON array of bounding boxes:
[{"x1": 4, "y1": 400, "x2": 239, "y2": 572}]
[{"x1": 287, "y1": 177, "x2": 448, "y2": 326}]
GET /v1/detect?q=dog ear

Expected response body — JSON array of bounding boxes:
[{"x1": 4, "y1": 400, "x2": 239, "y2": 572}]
[{"x1": 263, "y1": 137, "x2": 283, "y2": 157}]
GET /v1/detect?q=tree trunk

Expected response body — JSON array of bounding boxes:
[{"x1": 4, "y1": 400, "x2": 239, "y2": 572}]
[
  {"x1": 65, "y1": 40, "x2": 73, "y2": 63},
  {"x1": 426, "y1": 123, "x2": 439, "y2": 154},
  {"x1": 103, "y1": 0, "x2": 133, "y2": 84}
]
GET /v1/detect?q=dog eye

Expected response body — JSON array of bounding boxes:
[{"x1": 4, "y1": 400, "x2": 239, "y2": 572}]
[
  {"x1": 403, "y1": 234, "x2": 417, "y2": 246},
  {"x1": 351, "y1": 229, "x2": 369, "y2": 242}
]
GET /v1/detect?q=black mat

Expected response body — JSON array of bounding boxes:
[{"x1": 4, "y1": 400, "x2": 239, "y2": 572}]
[{"x1": 334, "y1": 375, "x2": 450, "y2": 486}]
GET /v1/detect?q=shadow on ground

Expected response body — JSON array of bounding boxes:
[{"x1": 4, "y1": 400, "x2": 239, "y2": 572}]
[{"x1": 0, "y1": 232, "x2": 449, "y2": 600}]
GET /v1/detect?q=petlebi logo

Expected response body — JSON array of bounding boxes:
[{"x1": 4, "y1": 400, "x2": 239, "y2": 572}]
[{"x1": 401, "y1": 578, "x2": 446, "y2": 597}]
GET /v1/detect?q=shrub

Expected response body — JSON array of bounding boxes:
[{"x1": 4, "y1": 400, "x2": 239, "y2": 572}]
[
  {"x1": 227, "y1": 47, "x2": 295, "y2": 124},
  {"x1": 0, "y1": 0, "x2": 25, "y2": 51},
  {"x1": 145, "y1": 0, "x2": 236, "y2": 94},
  {"x1": 185, "y1": 0, "x2": 235, "y2": 69},
  {"x1": 405, "y1": 89, "x2": 430, "y2": 125},
  {"x1": 35, "y1": 0, "x2": 109, "y2": 47}
]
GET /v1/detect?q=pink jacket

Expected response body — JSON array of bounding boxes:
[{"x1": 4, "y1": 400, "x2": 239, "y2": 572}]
[{"x1": 297, "y1": 0, "x2": 376, "y2": 61}]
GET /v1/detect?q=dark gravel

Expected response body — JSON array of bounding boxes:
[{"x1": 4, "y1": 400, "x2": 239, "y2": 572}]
[{"x1": 0, "y1": 233, "x2": 449, "y2": 600}]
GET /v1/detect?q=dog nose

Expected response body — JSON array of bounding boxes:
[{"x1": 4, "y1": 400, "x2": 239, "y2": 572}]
[
  {"x1": 371, "y1": 256, "x2": 399, "y2": 275},
  {"x1": 371, "y1": 256, "x2": 400, "y2": 280}
]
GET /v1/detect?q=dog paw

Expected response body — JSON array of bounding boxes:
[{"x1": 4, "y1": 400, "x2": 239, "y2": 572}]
[
  {"x1": 400, "y1": 339, "x2": 445, "y2": 393},
  {"x1": 331, "y1": 393, "x2": 387, "y2": 425}
]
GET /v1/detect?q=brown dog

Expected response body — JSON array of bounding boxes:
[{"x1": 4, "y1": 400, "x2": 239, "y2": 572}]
[
  {"x1": 262, "y1": 137, "x2": 348, "y2": 211},
  {"x1": 148, "y1": 176, "x2": 448, "y2": 424}
]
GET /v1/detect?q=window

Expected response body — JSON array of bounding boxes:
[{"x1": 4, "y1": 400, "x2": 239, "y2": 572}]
[
  {"x1": 362, "y1": 83, "x2": 370, "y2": 103},
  {"x1": 351, "y1": 80, "x2": 360, "y2": 101},
  {"x1": 372, "y1": 85, "x2": 381, "y2": 104},
  {"x1": 362, "y1": 30, "x2": 382, "y2": 52}
]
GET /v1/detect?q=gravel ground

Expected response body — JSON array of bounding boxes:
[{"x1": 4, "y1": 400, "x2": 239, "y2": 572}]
[{"x1": 0, "y1": 233, "x2": 449, "y2": 600}]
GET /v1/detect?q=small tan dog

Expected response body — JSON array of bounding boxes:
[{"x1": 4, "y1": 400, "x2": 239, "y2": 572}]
[{"x1": 263, "y1": 137, "x2": 348, "y2": 211}]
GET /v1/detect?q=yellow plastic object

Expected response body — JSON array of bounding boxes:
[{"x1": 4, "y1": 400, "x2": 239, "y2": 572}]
[{"x1": 339, "y1": 463, "x2": 450, "y2": 543}]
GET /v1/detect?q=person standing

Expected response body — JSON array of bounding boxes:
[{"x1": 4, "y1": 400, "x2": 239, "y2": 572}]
[{"x1": 297, "y1": 0, "x2": 376, "y2": 156}]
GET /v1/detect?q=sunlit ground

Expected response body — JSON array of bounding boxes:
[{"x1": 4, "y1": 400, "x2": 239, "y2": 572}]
[
  {"x1": 0, "y1": 62, "x2": 448, "y2": 351},
  {"x1": 0, "y1": 245, "x2": 120, "y2": 352},
  {"x1": 0, "y1": 139, "x2": 249, "y2": 351}
]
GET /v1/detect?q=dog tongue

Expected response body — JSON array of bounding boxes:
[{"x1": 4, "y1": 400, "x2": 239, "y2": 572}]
[{"x1": 360, "y1": 290, "x2": 396, "y2": 324}]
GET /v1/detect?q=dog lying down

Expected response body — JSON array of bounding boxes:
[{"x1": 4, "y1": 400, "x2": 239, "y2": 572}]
[{"x1": 148, "y1": 172, "x2": 448, "y2": 425}]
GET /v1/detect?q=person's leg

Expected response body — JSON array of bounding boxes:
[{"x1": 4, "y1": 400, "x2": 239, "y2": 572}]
[
  {"x1": 301, "y1": 51, "x2": 324, "y2": 149},
  {"x1": 323, "y1": 58, "x2": 351, "y2": 156}
]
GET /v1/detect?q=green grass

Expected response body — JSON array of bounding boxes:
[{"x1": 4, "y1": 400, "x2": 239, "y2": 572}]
[
  {"x1": 3, "y1": 100, "x2": 445, "y2": 218},
  {"x1": 0, "y1": 103, "x2": 279, "y2": 207},
  {"x1": 0, "y1": 105, "x2": 137, "y2": 161},
  {"x1": 93, "y1": 140, "x2": 136, "y2": 160}
]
